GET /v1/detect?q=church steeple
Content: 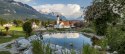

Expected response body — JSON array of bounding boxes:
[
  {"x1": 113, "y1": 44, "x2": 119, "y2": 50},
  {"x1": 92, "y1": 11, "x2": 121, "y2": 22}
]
[{"x1": 57, "y1": 15, "x2": 60, "y2": 25}]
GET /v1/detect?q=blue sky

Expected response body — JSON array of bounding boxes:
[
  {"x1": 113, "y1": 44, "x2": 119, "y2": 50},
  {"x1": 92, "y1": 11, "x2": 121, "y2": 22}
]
[{"x1": 14, "y1": 0, "x2": 92, "y2": 20}]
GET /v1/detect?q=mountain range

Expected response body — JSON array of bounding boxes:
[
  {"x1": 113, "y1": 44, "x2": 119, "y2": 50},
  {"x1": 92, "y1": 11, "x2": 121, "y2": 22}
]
[{"x1": 0, "y1": 0, "x2": 66, "y2": 20}]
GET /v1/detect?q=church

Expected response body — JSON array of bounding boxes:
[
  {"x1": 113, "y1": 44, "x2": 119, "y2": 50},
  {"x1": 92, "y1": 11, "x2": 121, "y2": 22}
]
[{"x1": 54, "y1": 15, "x2": 75, "y2": 28}]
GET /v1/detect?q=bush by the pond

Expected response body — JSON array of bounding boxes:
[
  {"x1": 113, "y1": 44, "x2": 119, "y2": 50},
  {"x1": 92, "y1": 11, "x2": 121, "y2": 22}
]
[
  {"x1": 82, "y1": 45, "x2": 99, "y2": 54},
  {"x1": 81, "y1": 28, "x2": 95, "y2": 33},
  {"x1": 106, "y1": 26, "x2": 125, "y2": 54},
  {"x1": 91, "y1": 36, "x2": 100, "y2": 45},
  {"x1": 22, "y1": 22, "x2": 32, "y2": 37},
  {"x1": 70, "y1": 49, "x2": 76, "y2": 54},
  {"x1": 0, "y1": 32, "x2": 7, "y2": 36},
  {"x1": 32, "y1": 40, "x2": 44, "y2": 54},
  {"x1": 32, "y1": 40, "x2": 52, "y2": 54}
]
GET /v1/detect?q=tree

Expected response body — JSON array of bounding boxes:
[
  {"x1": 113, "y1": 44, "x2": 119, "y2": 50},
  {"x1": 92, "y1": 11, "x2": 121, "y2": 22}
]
[
  {"x1": 28, "y1": 19, "x2": 40, "y2": 25},
  {"x1": 4, "y1": 26, "x2": 10, "y2": 35},
  {"x1": 47, "y1": 20, "x2": 50, "y2": 25},
  {"x1": 13, "y1": 19, "x2": 23, "y2": 27},
  {"x1": 85, "y1": 0, "x2": 125, "y2": 53},
  {"x1": 84, "y1": 0, "x2": 120, "y2": 35},
  {"x1": 22, "y1": 22, "x2": 32, "y2": 37},
  {"x1": 0, "y1": 18, "x2": 7, "y2": 26}
]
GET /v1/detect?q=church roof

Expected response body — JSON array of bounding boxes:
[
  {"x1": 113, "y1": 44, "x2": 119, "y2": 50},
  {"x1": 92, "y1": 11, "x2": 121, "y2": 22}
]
[{"x1": 60, "y1": 21, "x2": 71, "y2": 26}]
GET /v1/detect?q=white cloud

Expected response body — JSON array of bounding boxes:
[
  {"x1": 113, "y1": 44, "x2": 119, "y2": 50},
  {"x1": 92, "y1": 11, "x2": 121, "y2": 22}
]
[
  {"x1": 14, "y1": 0, "x2": 32, "y2": 3},
  {"x1": 33, "y1": 4, "x2": 82, "y2": 19}
]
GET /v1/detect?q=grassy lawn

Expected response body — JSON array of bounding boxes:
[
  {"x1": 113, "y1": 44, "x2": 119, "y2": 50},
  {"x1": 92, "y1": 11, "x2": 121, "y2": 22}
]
[
  {"x1": 0, "y1": 26, "x2": 23, "y2": 31},
  {"x1": 0, "y1": 51, "x2": 11, "y2": 54},
  {"x1": 0, "y1": 26, "x2": 25, "y2": 44}
]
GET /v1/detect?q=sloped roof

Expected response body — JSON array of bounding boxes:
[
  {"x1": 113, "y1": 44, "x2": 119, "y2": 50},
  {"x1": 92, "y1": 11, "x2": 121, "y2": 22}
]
[
  {"x1": 60, "y1": 21, "x2": 70, "y2": 26},
  {"x1": 59, "y1": 20, "x2": 82, "y2": 26}
]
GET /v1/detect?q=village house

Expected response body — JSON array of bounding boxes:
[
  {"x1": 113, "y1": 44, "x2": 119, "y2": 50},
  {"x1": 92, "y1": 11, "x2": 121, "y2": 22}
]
[
  {"x1": 3, "y1": 23, "x2": 13, "y2": 27},
  {"x1": 32, "y1": 22, "x2": 39, "y2": 29}
]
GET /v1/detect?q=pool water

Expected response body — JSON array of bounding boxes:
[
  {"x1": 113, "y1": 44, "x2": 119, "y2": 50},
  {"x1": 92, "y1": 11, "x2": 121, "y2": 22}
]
[{"x1": 42, "y1": 33, "x2": 92, "y2": 50}]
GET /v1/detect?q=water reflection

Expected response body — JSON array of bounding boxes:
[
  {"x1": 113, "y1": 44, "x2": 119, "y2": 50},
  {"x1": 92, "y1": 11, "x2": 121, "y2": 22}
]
[{"x1": 42, "y1": 33, "x2": 92, "y2": 50}]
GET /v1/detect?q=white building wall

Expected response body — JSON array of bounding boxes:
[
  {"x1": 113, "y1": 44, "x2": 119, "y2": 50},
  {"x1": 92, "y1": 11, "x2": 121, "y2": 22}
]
[
  {"x1": 57, "y1": 17, "x2": 60, "y2": 25},
  {"x1": 64, "y1": 26, "x2": 70, "y2": 28}
]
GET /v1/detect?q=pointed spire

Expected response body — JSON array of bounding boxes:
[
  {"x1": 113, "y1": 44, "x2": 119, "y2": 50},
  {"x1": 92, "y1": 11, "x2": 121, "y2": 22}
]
[{"x1": 57, "y1": 15, "x2": 60, "y2": 17}]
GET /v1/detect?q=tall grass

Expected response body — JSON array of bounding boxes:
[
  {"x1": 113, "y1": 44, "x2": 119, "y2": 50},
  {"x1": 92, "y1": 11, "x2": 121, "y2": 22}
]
[
  {"x1": 81, "y1": 28, "x2": 95, "y2": 33},
  {"x1": 45, "y1": 43, "x2": 52, "y2": 54},
  {"x1": 32, "y1": 41, "x2": 101, "y2": 54},
  {"x1": 0, "y1": 51, "x2": 11, "y2": 54},
  {"x1": 70, "y1": 49, "x2": 76, "y2": 54},
  {"x1": 32, "y1": 40, "x2": 52, "y2": 54},
  {"x1": 82, "y1": 44, "x2": 99, "y2": 54},
  {"x1": 32, "y1": 40, "x2": 43, "y2": 54}
]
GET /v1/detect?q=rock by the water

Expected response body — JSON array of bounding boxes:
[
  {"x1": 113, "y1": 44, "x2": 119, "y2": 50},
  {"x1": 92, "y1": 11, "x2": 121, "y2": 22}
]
[
  {"x1": 0, "y1": 35, "x2": 78, "y2": 54},
  {"x1": 16, "y1": 37, "x2": 31, "y2": 50},
  {"x1": 28, "y1": 35, "x2": 41, "y2": 42},
  {"x1": 23, "y1": 47, "x2": 32, "y2": 54},
  {"x1": 94, "y1": 45, "x2": 102, "y2": 50}
]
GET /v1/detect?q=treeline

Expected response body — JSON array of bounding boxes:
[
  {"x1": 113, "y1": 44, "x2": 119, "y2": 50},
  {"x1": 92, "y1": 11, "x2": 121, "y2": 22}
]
[{"x1": 0, "y1": 18, "x2": 56, "y2": 27}]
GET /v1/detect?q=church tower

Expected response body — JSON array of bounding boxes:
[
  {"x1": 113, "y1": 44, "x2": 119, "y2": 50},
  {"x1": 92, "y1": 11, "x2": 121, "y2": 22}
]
[{"x1": 56, "y1": 15, "x2": 60, "y2": 25}]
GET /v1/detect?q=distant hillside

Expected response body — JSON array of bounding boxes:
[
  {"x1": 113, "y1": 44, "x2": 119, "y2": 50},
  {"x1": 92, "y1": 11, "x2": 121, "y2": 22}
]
[
  {"x1": 0, "y1": 0, "x2": 43, "y2": 19},
  {"x1": 0, "y1": 0, "x2": 67, "y2": 20}
]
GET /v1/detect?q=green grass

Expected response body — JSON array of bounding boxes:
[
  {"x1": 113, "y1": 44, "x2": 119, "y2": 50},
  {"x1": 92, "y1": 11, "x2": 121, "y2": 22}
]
[
  {"x1": 80, "y1": 28, "x2": 95, "y2": 33},
  {"x1": 0, "y1": 26, "x2": 23, "y2": 31},
  {"x1": 0, "y1": 51, "x2": 11, "y2": 54},
  {"x1": 0, "y1": 26, "x2": 25, "y2": 44},
  {"x1": 0, "y1": 31, "x2": 25, "y2": 44},
  {"x1": 0, "y1": 37, "x2": 15, "y2": 44},
  {"x1": 10, "y1": 27, "x2": 23, "y2": 31},
  {"x1": 32, "y1": 40, "x2": 52, "y2": 54},
  {"x1": 0, "y1": 26, "x2": 38, "y2": 44},
  {"x1": 83, "y1": 45, "x2": 99, "y2": 54}
]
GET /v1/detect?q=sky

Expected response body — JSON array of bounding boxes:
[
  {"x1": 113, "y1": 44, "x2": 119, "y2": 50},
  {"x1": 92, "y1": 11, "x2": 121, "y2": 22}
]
[{"x1": 14, "y1": 0, "x2": 92, "y2": 20}]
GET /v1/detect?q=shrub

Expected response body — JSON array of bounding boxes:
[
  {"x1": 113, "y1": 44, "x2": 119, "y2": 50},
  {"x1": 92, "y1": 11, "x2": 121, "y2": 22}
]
[
  {"x1": 32, "y1": 40, "x2": 52, "y2": 54},
  {"x1": 106, "y1": 26, "x2": 125, "y2": 53},
  {"x1": 22, "y1": 22, "x2": 32, "y2": 37},
  {"x1": 45, "y1": 44, "x2": 52, "y2": 54},
  {"x1": 0, "y1": 18, "x2": 7, "y2": 26},
  {"x1": 0, "y1": 32, "x2": 7, "y2": 36},
  {"x1": 81, "y1": 28, "x2": 95, "y2": 33},
  {"x1": 32, "y1": 40, "x2": 43, "y2": 54},
  {"x1": 13, "y1": 19, "x2": 23, "y2": 27},
  {"x1": 28, "y1": 19, "x2": 40, "y2": 25},
  {"x1": 118, "y1": 41, "x2": 125, "y2": 54},
  {"x1": 82, "y1": 44, "x2": 99, "y2": 54},
  {"x1": 70, "y1": 49, "x2": 76, "y2": 54}
]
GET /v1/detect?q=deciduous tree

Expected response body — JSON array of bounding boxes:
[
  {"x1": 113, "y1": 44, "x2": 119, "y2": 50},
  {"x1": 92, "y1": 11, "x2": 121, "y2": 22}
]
[
  {"x1": 22, "y1": 22, "x2": 32, "y2": 37},
  {"x1": 84, "y1": 0, "x2": 120, "y2": 35}
]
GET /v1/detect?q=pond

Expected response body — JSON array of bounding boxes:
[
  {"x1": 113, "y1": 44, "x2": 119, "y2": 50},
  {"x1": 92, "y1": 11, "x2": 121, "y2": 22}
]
[{"x1": 42, "y1": 33, "x2": 92, "y2": 50}]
